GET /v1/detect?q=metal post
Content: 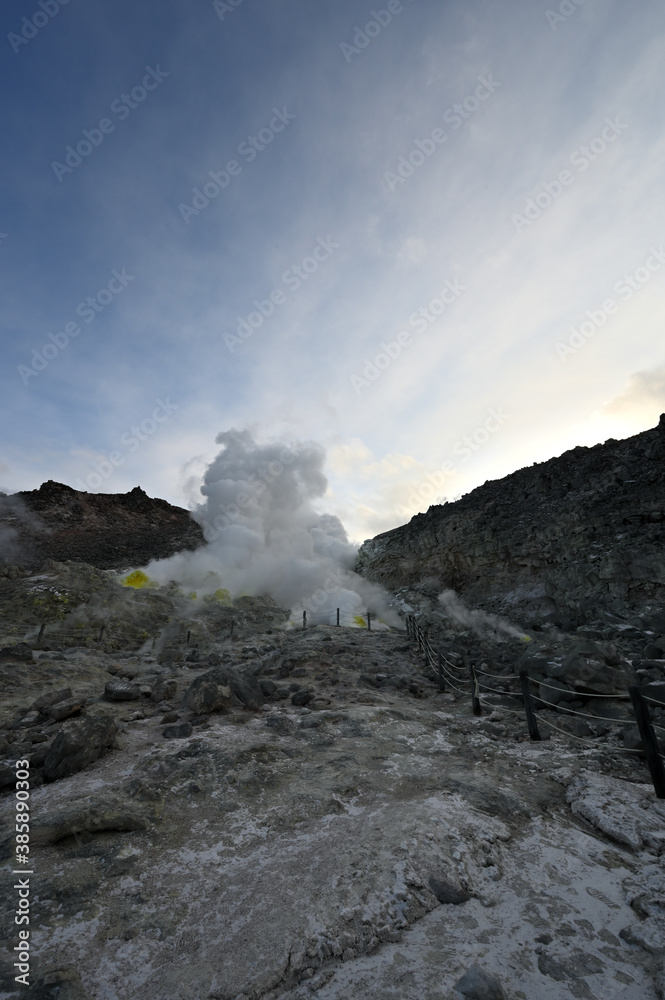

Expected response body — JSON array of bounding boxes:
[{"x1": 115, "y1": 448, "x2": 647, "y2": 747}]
[
  {"x1": 629, "y1": 686, "x2": 665, "y2": 799},
  {"x1": 424, "y1": 631, "x2": 430, "y2": 667},
  {"x1": 367, "y1": 611, "x2": 371, "y2": 631},
  {"x1": 469, "y1": 662, "x2": 481, "y2": 716},
  {"x1": 336, "y1": 608, "x2": 340, "y2": 626},
  {"x1": 303, "y1": 611, "x2": 307, "y2": 630},
  {"x1": 187, "y1": 630, "x2": 191, "y2": 645},
  {"x1": 98, "y1": 624, "x2": 105, "y2": 642},
  {"x1": 416, "y1": 623, "x2": 422, "y2": 651},
  {"x1": 520, "y1": 671, "x2": 541, "y2": 741},
  {"x1": 38, "y1": 623, "x2": 45, "y2": 643},
  {"x1": 437, "y1": 648, "x2": 445, "y2": 691}
]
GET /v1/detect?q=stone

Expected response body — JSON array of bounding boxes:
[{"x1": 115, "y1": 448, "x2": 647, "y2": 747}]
[
  {"x1": 266, "y1": 714, "x2": 295, "y2": 735},
  {"x1": 43, "y1": 716, "x2": 118, "y2": 782},
  {"x1": 0, "y1": 641, "x2": 33, "y2": 662},
  {"x1": 12, "y1": 710, "x2": 42, "y2": 729},
  {"x1": 104, "y1": 678, "x2": 141, "y2": 701},
  {"x1": 538, "y1": 678, "x2": 576, "y2": 705},
  {"x1": 291, "y1": 689, "x2": 315, "y2": 707},
  {"x1": 453, "y1": 963, "x2": 507, "y2": 999},
  {"x1": 48, "y1": 698, "x2": 85, "y2": 722},
  {"x1": 29, "y1": 743, "x2": 52, "y2": 768},
  {"x1": 428, "y1": 876, "x2": 469, "y2": 905},
  {"x1": 183, "y1": 676, "x2": 233, "y2": 715},
  {"x1": 550, "y1": 652, "x2": 618, "y2": 695},
  {"x1": 0, "y1": 763, "x2": 16, "y2": 790},
  {"x1": 260, "y1": 679, "x2": 277, "y2": 696},
  {"x1": 161, "y1": 711, "x2": 180, "y2": 723},
  {"x1": 184, "y1": 666, "x2": 263, "y2": 713},
  {"x1": 31, "y1": 793, "x2": 157, "y2": 847},
  {"x1": 163, "y1": 723, "x2": 193, "y2": 739},
  {"x1": 622, "y1": 726, "x2": 643, "y2": 752},
  {"x1": 31, "y1": 688, "x2": 73, "y2": 712},
  {"x1": 151, "y1": 678, "x2": 177, "y2": 702}
]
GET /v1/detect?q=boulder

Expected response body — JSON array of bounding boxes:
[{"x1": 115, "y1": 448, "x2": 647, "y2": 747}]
[
  {"x1": 453, "y1": 964, "x2": 507, "y2": 999},
  {"x1": 183, "y1": 675, "x2": 233, "y2": 715},
  {"x1": 549, "y1": 652, "x2": 618, "y2": 695},
  {"x1": 32, "y1": 688, "x2": 73, "y2": 713},
  {"x1": 184, "y1": 666, "x2": 263, "y2": 714},
  {"x1": 151, "y1": 678, "x2": 177, "y2": 703},
  {"x1": 0, "y1": 763, "x2": 16, "y2": 790},
  {"x1": 48, "y1": 698, "x2": 84, "y2": 722},
  {"x1": 163, "y1": 723, "x2": 193, "y2": 739},
  {"x1": 43, "y1": 716, "x2": 118, "y2": 782},
  {"x1": 428, "y1": 876, "x2": 469, "y2": 905},
  {"x1": 291, "y1": 689, "x2": 315, "y2": 707},
  {"x1": 538, "y1": 678, "x2": 577, "y2": 706},
  {"x1": 0, "y1": 642, "x2": 33, "y2": 663},
  {"x1": 104, "y1": 678, "x2": 141, "y2": 702}
]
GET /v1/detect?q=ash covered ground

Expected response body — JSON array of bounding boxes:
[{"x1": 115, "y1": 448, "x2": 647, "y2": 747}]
[{"x1": 1, "y1": 562, "x2": 664, "y2": 1000}]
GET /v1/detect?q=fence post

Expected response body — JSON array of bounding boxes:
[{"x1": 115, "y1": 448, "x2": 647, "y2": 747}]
[
  {"x1": 303, "y1": 611, "x2": 307, "y2": 631},
  {"x1": 437, "y1": 648, "x2": 445, "y2": 691},
  {"x1": 469, "y1": 661, "x2": 481, "y2": 716},
  {"x1": 98, "y1": 624, "x2": 105, "y2": 642},
  {"x1": 367, "y1": 611, "x2": 371, "y2": 631},
  {"x1": 629, "y1": 686, "x2": 665, "y2": 799},
  {"x1": 37, "y1": 623, "x2": 45, "y2": 643},
  {"x1": 520, "y1": 671, "x2": 541, "y2": 741},
  {"x1": 187, "y1": 630, "x2": 191, "y2": 645},
  {"x1": 416, "y1": 623, "x2": 422, "y2": 651},
  {"x1": 336, "y1": 608, "x2": 340, "y2": 626}
]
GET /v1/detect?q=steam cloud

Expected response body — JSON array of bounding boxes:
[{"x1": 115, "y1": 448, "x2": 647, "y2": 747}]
[
  {"x1": 438, "y1": 588, "x2": 527, "y2": 640},
  {"x1": 145, "y1": 429, "x2": 399, "y2": 624}
]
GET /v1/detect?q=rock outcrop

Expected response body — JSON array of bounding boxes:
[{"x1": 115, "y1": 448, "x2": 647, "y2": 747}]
[
  {"x1": 0, "y1": 480, "x2": 204, "y2": 571},
  {"x1": 356, "y1": 415, "x2": 665, "y2": 625}
]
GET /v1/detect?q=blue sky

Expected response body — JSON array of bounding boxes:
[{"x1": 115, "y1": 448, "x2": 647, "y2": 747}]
[{"x1": 2, "y1": 0, "x2": 664, "y2": 543}]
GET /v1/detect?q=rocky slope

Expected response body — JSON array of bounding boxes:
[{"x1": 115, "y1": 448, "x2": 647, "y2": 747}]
[
  {"x1": 0, "y1": 481, "x2": 204, "y2": 572},
  {"x1": 356, "y1": 415, "x2": 665, "y2": 627}
]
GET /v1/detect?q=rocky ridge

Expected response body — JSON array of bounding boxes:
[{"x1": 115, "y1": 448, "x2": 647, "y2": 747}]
[
  {"x1": 0, "y1": 480, "x2": 204, "y2": 572},
  {"x1": 356, "y1": 415, "x2": 665, "y2": 627}
]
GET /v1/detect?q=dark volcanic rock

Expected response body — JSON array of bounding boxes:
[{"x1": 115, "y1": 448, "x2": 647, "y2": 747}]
[
  {"x1": 163, "y1": 723, "x2": 193, "y2": 739},
  {"x1": 0, "y1": 481, "x2": 204, "y2": 571},
  {"x1": 428, "y1": 875, "x2": 469, "y2": 905},
  {"x1": 356, "y1": 415, "x2": 665, "y2": 622},
  {"x1": 454, "y1": 964, "x2": 507, "y2": 999},
  {"x1": 32, "y1": 688, "x2": 73, "y2": 712},
  {"x1": 0, "y1": 642, "x2": 33, "y2": 662},
  {"x1": 43, "y1": 716, "x2": 118, "y2": 781},
  {"x1": 184, "y1": 667, "x2": 263, "y2": 714},
  {"x1": 105, "y1": 678, "x2": 141, "y2": 702}
]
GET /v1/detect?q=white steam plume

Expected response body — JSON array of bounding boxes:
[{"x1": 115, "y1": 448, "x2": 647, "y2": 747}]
[
  {"x1": 438, "y1": 589, "x2": 528, "y2": 640},
  {"x1": 144, "y1": 429, "x2": 400, "y2": 625}
]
